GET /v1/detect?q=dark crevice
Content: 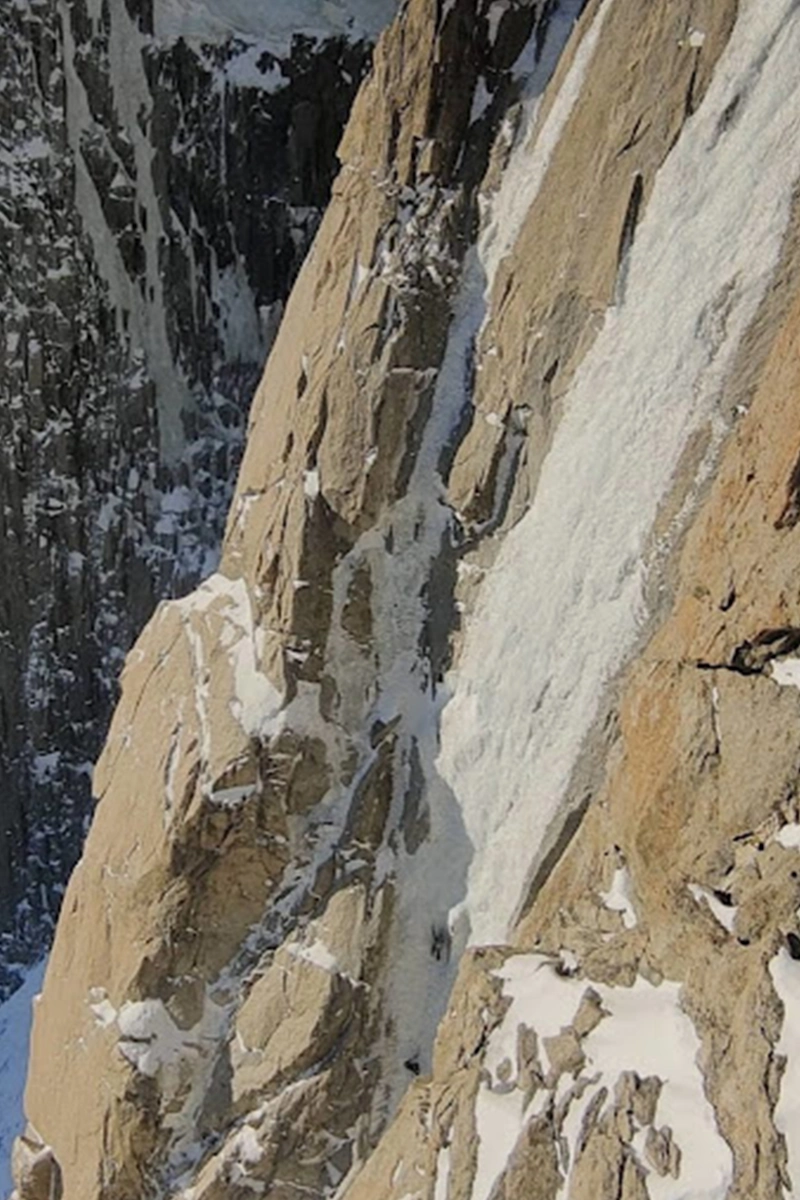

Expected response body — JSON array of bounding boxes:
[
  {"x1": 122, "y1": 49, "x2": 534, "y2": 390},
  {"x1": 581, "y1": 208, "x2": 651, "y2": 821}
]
[
  {"x1": 615, "y1": 115, "x2": 647, "y2": 158},
  {"x1": 696, "y1": 627, "x2": 800, "y2": 676},
  {"x1": 684, "y1": 57, "x2": 699, "y2": 120},
  {"x1": 614, "y1": 172, "x2": 644, "y2": 304},
  {"x1": 516, "y1": 791, "x2": 592, "y2": 924},
  {"x1": 775, "y1": 448, "x2": 800, "y2": 529},
  {"x1": 714, "y1": 92, "x2": 741, "y2": 141},
  {"x1": 719, "y1": 586, "x2": 736, "y2": 612}
]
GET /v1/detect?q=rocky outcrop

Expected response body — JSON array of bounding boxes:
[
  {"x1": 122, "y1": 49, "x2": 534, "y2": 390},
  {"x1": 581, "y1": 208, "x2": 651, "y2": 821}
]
[
  {"x1": 344, "y1": 186, "x2": 800, "y2": 1190},
  {"x1": 13, "y1": 0, "x2": 800, "y2": 1198},
  {"x1": 0, "y1": 0, "x2": 388, "y2": 991}
]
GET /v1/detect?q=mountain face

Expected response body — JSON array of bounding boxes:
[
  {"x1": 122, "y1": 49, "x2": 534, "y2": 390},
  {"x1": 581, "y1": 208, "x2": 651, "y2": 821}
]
[
  {"x1": 0, "y1": 0, "x2": 391, "y2": 993},
  {"x1": 11, "y1": 1, "x2": 800, "y2": 1199}
]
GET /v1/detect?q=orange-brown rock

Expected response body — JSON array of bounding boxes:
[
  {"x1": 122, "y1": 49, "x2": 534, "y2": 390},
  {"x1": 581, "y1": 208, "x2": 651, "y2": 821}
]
[{"x1": 14, "y1": 3, "x2": 800, "y2": 1200}]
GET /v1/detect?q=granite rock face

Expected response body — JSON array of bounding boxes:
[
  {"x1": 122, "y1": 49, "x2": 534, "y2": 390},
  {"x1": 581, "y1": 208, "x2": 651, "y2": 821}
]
[
  {"x1": 0, "y1": 0, "x2": 386, "y2": 991},
  {"x1": 14, "y1": 1, "x2": 800, "y2": 1199}
]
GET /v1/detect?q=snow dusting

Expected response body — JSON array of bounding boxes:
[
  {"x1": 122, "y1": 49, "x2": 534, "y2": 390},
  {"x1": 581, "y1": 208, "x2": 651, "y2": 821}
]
[
  {"x1": 332, "y1": 0, "x2": 619, "y2": 1114},
  {"x1": 286, "y1": 937, "x2": 341, "y2": 976},
  {"x1": 170, "y1": 572, "x2": 282, "y2": 746}
]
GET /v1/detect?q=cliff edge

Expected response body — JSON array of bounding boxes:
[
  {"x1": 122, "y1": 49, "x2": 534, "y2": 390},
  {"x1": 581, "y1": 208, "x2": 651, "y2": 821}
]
[{"x1": 13, "y1": 2, "x2": 800, "y2": 1198}]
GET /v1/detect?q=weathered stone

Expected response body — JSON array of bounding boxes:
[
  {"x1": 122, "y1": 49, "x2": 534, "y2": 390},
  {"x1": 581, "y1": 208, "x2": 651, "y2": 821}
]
[
  {"x1": 10, "y1": 1127, "x2": 63, "y2": 1200},
  {"x1": 543, "y1": 1028, "x2": 585, "y2": 1084},
  {"x1": 645, "y1": 1125, "x2": 681, "y2": 1179},
  {"x1": 13, "y1": 5, "x2": 800, "y2": 1200},
  {"x1": 491, "y1": 1115, "x2": 562, "y2": 1200},
  {"x1": 572, "y1": 988, "x2": 607, "y2": 1038}
]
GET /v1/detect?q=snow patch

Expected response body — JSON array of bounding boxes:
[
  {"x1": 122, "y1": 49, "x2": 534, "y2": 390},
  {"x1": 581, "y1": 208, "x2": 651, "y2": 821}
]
[
  {"x1": 770, "y1": 947, "x2": 800, "y2": 1197},
  {"x1": 117, "y1": 999, "x2": 194, "y2": 1077},
  {"x1": 777, "y1": 824, "x2": 800, "y2": 849},
  {"x1": 688, "y1": 884, "x2": 737, "y2": 933},
  {"x1": 304, "y1": 468, "x2": 321, "y2": 499},
  {"x1": 433, "y1": 1146, "x2": 451, "y2": 1200},
  {"x1": 600, "y1": 866, "x2": 638, "y2": 930},
  {"x1": 771, "y1": 658, "x2": 800, "y2": 689},
  {"x1": 472, "y1": 955, "x2": 732, "y2": 1200}
]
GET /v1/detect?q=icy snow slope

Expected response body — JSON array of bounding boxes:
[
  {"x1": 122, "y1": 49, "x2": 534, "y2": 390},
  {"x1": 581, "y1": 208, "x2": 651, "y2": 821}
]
[
  {"x1": 14, "y1": 0, "x2": 800, "y2": 1198},
  {"x1": 440, "y1": 0, "x2": 800, "y2": 946}
]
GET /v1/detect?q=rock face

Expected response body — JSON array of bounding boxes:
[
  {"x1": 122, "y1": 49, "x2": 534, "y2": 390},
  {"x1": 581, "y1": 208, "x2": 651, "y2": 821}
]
[
  {"x1": 14, "y1": 1, "x2": 800, "y2": 1199},
  {"x1": 0, "y1": 0, "x2": 390, "y2": 991}
]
